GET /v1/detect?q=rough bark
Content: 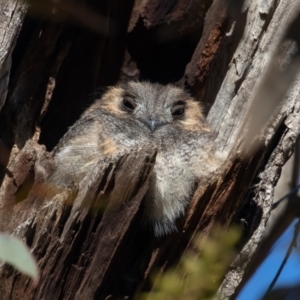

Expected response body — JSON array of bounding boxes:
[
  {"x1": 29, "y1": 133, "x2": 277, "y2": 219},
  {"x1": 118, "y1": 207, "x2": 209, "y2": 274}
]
[
  {"x1": 0, "y1": 0, "x2": 299, "y2": 299},
  {"x1": 0, "y1": 141, "x2": 157, "y2": 299}
]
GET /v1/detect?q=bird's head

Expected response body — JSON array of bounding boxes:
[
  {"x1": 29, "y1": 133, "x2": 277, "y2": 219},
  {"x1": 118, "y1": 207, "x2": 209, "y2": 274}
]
[{"x1": 94, "y1": 81, "x2": 211, "y2": 133}]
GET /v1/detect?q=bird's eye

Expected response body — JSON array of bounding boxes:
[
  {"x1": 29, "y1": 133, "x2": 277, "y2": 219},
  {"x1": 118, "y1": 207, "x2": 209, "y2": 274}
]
[
  {"x1": 122, "y1": 97, "x2": 136, "y2": 111},
  {"x1": 171, "y1": 105, "x2": 185, "y2": 119}
]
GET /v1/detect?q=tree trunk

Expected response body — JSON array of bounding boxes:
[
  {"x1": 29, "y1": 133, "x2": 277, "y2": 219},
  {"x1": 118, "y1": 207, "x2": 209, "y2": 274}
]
[{"x1": 0, "y1": 0, "x2": 299, "y2": 299}]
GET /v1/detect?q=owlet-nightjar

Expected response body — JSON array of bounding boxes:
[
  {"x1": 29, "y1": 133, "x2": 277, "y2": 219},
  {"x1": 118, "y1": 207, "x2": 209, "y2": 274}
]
[{"x1": 51, "y1": 81, "x2": 218, "y2": 236}]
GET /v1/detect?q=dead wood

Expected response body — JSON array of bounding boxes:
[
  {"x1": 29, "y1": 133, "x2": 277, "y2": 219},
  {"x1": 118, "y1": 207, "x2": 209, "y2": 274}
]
[
  {"x1": 0, "y1": 141, "x2": 156, "y2": 299},
  {"x1": 0, "y1": 0, "x2": 300, "y2": 299}
]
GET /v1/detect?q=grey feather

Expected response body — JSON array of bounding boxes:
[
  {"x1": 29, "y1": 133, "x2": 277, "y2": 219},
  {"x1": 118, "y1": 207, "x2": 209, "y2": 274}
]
[{"x1": 50, "y1": 81, "x2": 219, "y2": 236}]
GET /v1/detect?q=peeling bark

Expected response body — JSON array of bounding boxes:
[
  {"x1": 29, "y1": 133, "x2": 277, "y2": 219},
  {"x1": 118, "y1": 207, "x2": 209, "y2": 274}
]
[
  {"x1": 0, "y1": 142, "x2": 156, "y2": 299},
  {"x1": 0, "y1": 0, "x2": 27, "y2": 112},
  {"x1": 0, "y1": 0, "x2": 299, "y2": 299}
]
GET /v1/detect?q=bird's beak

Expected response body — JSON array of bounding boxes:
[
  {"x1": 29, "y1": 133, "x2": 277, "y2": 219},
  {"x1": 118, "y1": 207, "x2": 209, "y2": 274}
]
[
  {"x1": 139, "y1": 118, "x2": 165, "y2": 131},
  {"x1": 148, "y1": 119, "x2": 158, "y2": 131}
]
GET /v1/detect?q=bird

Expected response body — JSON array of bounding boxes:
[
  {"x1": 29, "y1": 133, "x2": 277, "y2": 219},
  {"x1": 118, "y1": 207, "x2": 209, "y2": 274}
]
[{"x1": 50, "y1": 81, "x2": 219, "y2": 236}]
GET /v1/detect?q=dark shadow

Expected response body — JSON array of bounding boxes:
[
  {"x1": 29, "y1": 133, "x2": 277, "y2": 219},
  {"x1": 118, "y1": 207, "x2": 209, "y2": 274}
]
[{"x1": 127, "y1": 14, "x2": 206, "y2": 85}]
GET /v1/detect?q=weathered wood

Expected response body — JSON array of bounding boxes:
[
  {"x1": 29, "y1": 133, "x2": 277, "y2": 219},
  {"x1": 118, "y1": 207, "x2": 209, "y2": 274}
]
[
  {"x1": 0, "y1": 0, "x2": 27, "y2": 182},
  {"x1": 0, "y1": 142, "x2": 156, "y2": 299},
  {"x1": 0, "y1": 0, "x2": 27, "y2": 112},
  {"x1": 0, "y1": 0, "x2": 300, "y2": 299}
]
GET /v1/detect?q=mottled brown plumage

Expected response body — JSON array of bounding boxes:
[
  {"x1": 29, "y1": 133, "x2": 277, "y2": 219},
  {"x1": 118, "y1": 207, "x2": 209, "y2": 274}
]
[{"x1": 51, "y1": 81, "x2": 219, "y2": 236}]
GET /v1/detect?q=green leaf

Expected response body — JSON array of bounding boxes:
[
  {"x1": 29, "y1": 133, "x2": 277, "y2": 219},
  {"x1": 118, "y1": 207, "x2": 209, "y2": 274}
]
[{"x1": 0, "y1": 233, "x2": 39, "y2": 283}]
